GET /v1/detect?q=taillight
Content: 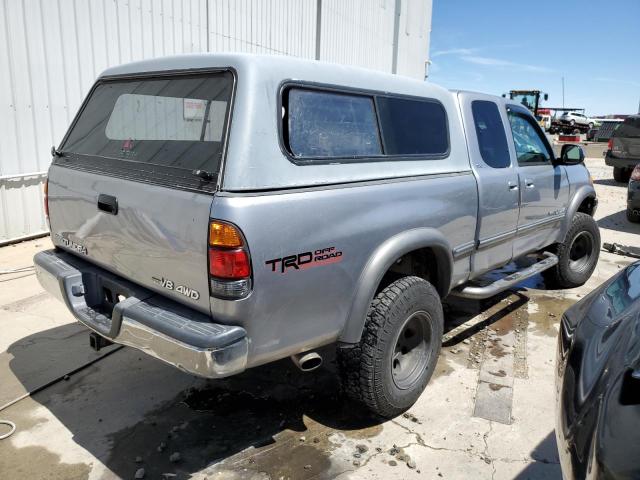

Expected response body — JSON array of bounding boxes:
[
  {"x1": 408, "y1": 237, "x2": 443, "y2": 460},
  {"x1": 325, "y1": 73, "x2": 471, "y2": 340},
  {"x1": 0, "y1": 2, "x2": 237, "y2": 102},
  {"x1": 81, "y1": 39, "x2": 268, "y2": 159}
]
[
  {"x1": 208, "y1": 220, "x2": 252, "y2": 299},
  {"x1": 608, "y1": 138, "x2": 613, "y2": 150},
  {"x1": 209, "y1": 249, "x2": 250, "y2": 278},
  {"x1": 631, "y1": 165, "x2": 640, "y2": 182}
]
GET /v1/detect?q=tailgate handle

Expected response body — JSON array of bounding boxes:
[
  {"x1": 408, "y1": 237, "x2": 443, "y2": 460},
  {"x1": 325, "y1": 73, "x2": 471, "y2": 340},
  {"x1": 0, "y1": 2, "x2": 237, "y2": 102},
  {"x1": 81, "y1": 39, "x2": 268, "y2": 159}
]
[{"x1": 97, "y1": 194, "x2": 118, "y2": 215}]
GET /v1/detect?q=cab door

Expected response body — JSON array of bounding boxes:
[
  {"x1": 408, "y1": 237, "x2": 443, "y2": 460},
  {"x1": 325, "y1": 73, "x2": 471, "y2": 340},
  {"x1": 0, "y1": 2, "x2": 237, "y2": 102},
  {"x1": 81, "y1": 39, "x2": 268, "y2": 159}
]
[
  {"x1": 505, "y1": 105, "x2": 570, "y2": 255},
  {"x1": 458, "y1": 92, "x2": 520, "y2": 275}
]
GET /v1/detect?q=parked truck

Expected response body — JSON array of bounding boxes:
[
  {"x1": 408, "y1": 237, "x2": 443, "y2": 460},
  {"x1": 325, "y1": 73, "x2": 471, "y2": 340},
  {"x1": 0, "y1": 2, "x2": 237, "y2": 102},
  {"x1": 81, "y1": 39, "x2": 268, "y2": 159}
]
[{"x1": 35, "y1": 54, "x2": 600, "y2": 417}]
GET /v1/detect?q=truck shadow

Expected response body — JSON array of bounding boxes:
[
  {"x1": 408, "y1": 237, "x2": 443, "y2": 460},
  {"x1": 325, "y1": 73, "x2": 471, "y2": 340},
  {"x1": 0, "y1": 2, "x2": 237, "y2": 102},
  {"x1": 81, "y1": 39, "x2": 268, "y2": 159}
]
[
  {"x1": 442, "y1": 291, "x2": 529, "y2": 347},
  {"x1": 593, "y1": 178, "x2": 626, "y2": 188},
  {"x1": 5, "y1": 325, "x2": 380, "y2": 480},
  {"x1": 597, "y1": 209, "x2": 640, "y2": 235}
]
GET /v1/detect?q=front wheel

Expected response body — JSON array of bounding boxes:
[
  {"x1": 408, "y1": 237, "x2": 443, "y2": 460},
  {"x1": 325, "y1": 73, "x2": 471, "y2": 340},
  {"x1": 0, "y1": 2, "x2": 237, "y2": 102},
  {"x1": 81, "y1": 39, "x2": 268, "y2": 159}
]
[
  {"x1": 543, "y1": 213, "x2": 600, "y2": 289},
  {"x1": 337, "y1": 276, "x2": 443, "y2": 418}
]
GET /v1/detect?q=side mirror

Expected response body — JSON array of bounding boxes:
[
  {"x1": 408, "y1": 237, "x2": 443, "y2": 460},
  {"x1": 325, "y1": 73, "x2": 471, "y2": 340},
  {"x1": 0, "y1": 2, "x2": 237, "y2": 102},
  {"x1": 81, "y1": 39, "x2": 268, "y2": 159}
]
[
  {"x1": 559, "y1": 144, "x2": 584, "y2": 165},
  {"x1": 544, "y1": 93, "x2": 549, "y2": 101}
]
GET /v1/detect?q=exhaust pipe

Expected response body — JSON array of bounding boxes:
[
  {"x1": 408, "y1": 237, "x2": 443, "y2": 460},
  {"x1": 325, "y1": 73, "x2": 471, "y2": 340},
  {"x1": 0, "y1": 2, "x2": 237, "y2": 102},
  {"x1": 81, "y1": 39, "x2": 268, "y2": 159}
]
[{"x1": 291, "y1": 351, "x2": 323, "y2": 372}]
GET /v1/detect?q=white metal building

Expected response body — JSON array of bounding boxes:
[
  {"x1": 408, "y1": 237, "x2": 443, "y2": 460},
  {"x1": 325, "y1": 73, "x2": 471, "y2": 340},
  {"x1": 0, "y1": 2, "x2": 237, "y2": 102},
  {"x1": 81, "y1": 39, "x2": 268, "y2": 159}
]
[{"x1": 0, "y1": 0, "x2": 432, "y2": 244}]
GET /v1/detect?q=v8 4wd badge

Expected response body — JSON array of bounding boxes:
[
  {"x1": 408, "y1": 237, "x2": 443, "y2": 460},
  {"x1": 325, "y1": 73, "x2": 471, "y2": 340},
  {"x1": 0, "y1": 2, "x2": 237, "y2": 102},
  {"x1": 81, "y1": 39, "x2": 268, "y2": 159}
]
[{"x1": 152, "y1": 276, "x2": 200, "y2": 300}]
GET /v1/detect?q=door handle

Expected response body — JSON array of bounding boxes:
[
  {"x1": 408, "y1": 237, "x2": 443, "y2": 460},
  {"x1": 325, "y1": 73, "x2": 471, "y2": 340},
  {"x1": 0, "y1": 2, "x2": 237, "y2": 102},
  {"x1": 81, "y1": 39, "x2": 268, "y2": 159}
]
[
  {"x1": 97, "y1": 194, "x2": 118, "y2": 215},
  {"x1": 525, "y1": 179, "x2": 535, "y2": 189},
  {"x1": 507, "y1": 181, "x2": 519, "y2": 191}
]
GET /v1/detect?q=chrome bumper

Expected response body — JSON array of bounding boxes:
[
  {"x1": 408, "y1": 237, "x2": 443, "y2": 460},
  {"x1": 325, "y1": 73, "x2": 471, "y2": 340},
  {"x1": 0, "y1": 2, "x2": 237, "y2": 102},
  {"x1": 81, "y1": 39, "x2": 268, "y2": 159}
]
[{"x1": 34, "y1": 249, "x2": 248, "y2": 379}]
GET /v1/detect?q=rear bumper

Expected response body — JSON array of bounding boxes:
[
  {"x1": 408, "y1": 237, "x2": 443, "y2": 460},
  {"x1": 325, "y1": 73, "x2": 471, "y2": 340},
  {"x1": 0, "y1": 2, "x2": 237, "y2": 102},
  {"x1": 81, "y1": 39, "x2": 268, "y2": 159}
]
[
  {"x1": 34, "y1": 249, "x2": 248, "y2": 379},
  {"x1": 605, "y1": 152, "x2": 640, "y2": 169}
]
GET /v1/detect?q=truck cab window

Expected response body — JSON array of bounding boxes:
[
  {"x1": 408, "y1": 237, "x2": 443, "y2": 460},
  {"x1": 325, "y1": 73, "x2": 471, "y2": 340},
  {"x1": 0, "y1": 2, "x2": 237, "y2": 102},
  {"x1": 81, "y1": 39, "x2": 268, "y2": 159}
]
[
  {"x1": 471, "y1": 100, "x2": 510, "y2": 168},
  {"x1": 507, "y1": 112, "x2": 552, "y2": 165}
]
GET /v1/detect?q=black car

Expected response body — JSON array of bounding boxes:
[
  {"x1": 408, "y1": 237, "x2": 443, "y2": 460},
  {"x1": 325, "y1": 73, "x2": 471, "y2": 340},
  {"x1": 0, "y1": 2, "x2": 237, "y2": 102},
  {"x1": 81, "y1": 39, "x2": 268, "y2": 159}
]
[
  {"x1": 606, "y1": 115, "x2": 640, "y2": 183},
  {"x1": 556, "y1": 261, "x2": 640, "y2": 479},
  {"x1": 629, "y1": 164, "x2": 640, "y2": 223}
]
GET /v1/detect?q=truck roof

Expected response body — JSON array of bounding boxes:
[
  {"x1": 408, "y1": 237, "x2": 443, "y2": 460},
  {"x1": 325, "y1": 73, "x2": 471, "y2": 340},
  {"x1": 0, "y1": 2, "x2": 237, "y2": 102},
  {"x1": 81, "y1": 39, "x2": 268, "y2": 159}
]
[
  {"x1": 100, "y1": 52, "x2": 451, "y2": 100},
  {"x1": 98, "y1": 53, "x2": 470, "y2": 191}
]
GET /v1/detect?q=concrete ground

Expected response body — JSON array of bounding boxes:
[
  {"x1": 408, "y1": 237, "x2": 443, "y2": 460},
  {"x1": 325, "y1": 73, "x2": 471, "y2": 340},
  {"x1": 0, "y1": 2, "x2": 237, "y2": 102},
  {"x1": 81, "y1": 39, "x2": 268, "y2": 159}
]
[{"x1": 1, "y1": 157, "x2": 638, "y2": 480}]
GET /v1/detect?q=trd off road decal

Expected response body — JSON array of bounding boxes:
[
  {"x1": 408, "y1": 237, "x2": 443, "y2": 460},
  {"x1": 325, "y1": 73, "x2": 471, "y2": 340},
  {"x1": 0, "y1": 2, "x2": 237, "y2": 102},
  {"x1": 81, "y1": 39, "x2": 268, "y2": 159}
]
[{"x1": 266, "y1": 246, "x2": 343, "y2": 273}]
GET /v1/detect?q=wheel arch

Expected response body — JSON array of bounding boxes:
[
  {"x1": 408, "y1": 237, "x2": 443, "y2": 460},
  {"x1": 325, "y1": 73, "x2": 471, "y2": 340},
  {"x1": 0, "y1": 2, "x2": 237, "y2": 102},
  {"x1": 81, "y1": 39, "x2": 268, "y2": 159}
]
[
  {"x1": 338, "y1": 228, "x2": 453, "y2": 344},
  {"x1": 561, "y1": 185, "x2": 597, "y2": 236}
]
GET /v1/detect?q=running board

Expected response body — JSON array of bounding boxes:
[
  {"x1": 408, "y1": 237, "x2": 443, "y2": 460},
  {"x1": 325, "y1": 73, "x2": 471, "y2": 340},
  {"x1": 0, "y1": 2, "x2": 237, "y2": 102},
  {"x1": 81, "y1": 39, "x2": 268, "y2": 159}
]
[{"x1": 452, "y1": 253, "x2": 559, "y2": 300}]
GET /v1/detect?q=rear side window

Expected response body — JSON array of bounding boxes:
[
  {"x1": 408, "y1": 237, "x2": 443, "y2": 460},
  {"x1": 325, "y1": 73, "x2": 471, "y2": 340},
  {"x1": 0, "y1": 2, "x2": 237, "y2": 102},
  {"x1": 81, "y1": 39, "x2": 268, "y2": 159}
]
[
  {"x1": 283, "y1": 86, "x2": 449, "y2": 161},
  {"x1": 471, "y1": 100, "x2": 511, "y2": 168},
  {"x1": 376, "y1": 97, "x2": 448, "y2": 155},
  {"x1": 286, "y1": 89, "x2": 382, "y2": 158},
  {"x1": 62, "y1": 72, "x2": 233, "y2": 175}
]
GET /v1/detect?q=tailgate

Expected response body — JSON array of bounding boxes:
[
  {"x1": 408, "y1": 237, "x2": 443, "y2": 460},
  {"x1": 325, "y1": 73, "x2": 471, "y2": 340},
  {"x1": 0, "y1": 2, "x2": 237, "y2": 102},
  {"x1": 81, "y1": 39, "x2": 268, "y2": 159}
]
[
  {"x1": 48, "y1": 166, "x2": 213, "y2": 312},
  {"x1": 48, "y1": 70, "x2": 235, "y2": 313}
]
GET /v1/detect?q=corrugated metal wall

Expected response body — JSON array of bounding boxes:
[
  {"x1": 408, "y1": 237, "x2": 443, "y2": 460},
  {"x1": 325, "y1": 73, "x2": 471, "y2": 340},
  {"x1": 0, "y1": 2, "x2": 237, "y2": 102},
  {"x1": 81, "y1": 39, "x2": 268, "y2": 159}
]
[{"x1": 0, "y1": 0, "x2": 431, "y2": 244}]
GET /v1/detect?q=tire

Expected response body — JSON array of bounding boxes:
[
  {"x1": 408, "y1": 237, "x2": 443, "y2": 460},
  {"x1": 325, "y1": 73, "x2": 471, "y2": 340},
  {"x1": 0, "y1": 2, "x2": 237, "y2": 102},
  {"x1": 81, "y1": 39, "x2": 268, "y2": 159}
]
[
  {"x1": 543, "y1": 213, "x2": 600, "y2": 289},
  {"x1": 613, "y1": 167, "x2": 631, "y2": 183},
  {"x1": 628, "y1": 208, "x2": 640, "y2": 223},
  {"x1": 337, "y1": 276, "x2": 443, "y2": 418}
]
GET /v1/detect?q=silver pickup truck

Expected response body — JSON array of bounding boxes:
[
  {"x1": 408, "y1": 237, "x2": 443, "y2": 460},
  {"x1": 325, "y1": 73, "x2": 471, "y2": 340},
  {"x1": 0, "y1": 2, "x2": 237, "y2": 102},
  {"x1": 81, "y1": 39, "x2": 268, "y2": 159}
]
[{"x1": 34, "y1": 53, "x2": 599, "y2": 418}]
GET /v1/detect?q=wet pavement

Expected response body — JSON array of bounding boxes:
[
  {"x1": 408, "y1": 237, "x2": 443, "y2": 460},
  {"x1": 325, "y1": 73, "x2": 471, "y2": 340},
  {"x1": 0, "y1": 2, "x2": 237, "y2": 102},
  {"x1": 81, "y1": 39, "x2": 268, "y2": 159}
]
[{"x1": 1, "y1": 158, "x2": 639, "y2": 479}]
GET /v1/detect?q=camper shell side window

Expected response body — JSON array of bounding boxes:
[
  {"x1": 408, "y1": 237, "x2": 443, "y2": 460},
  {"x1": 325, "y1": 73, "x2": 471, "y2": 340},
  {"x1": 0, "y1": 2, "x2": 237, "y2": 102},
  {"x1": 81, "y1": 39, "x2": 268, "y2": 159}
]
[{"x1": 280, "y1": 83, "x2": 450, "y2": 165}]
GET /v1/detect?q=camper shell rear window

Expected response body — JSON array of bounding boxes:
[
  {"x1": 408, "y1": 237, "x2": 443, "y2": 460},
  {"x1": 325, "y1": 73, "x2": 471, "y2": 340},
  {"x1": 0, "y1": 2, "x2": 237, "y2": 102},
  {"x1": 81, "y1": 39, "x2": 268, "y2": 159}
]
[{"x1": 58, "y1": 71, "x2": 234, "y2": 192}]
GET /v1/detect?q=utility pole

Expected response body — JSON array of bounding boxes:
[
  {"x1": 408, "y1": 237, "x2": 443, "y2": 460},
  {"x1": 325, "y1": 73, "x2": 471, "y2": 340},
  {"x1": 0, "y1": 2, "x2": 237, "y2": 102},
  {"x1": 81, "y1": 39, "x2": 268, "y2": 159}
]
[
  {"x1": 391, "y1": 0, "x2": 401, "y2": 74},
  {"x1": 315, "y1": 0, "x2": 322, "y2": 61}
]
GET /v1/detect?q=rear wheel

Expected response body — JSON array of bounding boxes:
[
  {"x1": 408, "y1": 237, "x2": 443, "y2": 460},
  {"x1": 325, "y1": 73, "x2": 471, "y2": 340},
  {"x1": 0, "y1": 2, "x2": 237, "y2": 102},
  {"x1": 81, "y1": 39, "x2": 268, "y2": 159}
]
[
  {"x1": 337, "y1": 276, "x2": 443, "y2": 418},
  {"x1": 543, "y1": 213, "x2": 600, "y2": 289},
  {"x1": 613, "y1": 167, "x2": 631, "y2": 183}
]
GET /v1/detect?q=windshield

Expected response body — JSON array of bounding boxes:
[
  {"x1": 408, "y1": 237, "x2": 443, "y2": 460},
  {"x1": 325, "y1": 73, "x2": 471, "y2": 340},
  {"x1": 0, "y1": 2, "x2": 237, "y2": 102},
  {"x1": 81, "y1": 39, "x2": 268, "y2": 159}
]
[
  {"x1": 62, "y1": 72, "x2": 233, "y2": 175},
  {"x1": 509, "y1": 93, "x2": 538, "y2": 111}
]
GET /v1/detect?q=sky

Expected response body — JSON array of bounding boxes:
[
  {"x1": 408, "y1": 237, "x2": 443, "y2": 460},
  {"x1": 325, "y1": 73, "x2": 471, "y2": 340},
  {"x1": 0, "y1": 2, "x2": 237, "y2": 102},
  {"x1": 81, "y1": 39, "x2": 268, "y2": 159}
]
[{"x1": 428, "y1": 0, "x2": 640, "y2": 116}]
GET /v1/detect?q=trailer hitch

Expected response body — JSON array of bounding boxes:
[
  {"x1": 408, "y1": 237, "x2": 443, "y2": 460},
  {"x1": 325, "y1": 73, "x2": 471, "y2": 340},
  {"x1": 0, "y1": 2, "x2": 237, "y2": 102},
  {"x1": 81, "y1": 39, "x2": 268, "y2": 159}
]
[{"x1": 89, "y1": 332, "x2": 113, "y2": 351}]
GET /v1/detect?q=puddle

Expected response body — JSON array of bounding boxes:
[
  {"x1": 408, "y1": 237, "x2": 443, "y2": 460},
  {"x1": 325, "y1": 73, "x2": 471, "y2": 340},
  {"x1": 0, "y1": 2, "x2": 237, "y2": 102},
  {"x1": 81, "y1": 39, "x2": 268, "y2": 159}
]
[
  {"x1": 0, "y1": 400, "x2": 92, "y2": 480},
  {"x1": 103, "y1": 358, "x2": 383, "y2": 479},
  {"x1": 432, "y1": 353, "x2": 457, "y2": 379},
  {"x1": 0, "y1": 444, "x2": 91, "y2": 480},
  {"x1": 526, "y1": 294, "x2": 575, "y2": 337},
  {"x1": 488, "y1": 383, "x2": 508, "y2": 391}
]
